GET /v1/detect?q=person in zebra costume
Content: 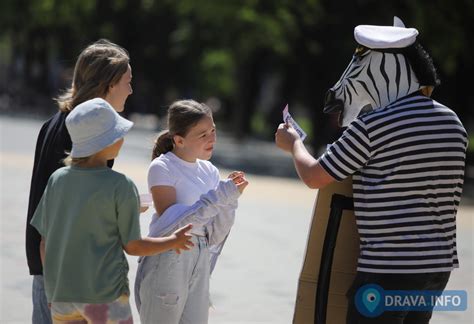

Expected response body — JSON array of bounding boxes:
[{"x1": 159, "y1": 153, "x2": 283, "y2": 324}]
[{"x1": 276, "y1": 17, "x2": 468, "y2": 323}]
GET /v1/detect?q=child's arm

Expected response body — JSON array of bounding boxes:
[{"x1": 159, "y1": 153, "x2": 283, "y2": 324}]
[{"x1": 123, "y1": 223, "x2": 194, "y2": 256}]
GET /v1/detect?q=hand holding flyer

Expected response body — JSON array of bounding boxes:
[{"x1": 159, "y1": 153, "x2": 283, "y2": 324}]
[{"x1": 282, "y1": 104, "x2": 307, "y2": 141}]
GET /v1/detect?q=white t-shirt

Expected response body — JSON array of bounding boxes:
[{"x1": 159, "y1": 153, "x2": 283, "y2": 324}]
[{"x1": 148, "y1": 151, "x2": 220, "y2": 236}]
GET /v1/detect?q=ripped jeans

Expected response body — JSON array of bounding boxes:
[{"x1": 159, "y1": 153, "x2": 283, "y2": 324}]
[{"x1": 135, "y1": 236, "x2": 210, "y2": 324}]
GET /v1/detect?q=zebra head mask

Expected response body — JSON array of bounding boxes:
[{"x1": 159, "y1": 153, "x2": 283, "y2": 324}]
[{"x1": 324, "y1": 17, "x2": 427, "y2": 127}]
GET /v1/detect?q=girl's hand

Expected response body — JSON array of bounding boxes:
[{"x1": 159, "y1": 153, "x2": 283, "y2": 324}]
[
  {"x1": 235, "y1": 177, "x2": 249, "y2": 194},
  {"x1": 228, "y1": 171, "x2": 249, "y2": 194},
  {"x1": 171, "y1": 223, "x2": 194, "y2": 254},
  {"x1": 227, "y1": 171, "x2": 243, "y2": 180}
]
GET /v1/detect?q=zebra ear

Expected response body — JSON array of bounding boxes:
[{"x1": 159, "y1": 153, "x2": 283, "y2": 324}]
[{"x1": 393, "y1": 16, "x2": 406, "y2": 28}]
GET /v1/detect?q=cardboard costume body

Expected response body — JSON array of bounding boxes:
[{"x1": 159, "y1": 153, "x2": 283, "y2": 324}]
[
  {"x1": 293, "y1": 17, "x2": 429, "y2": 323},
  {"x1": 293, "y1": 178, "x2": 356, "y2": 324}
]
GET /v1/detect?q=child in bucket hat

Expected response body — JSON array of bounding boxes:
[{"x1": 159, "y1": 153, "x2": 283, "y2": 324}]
[
  {"x1": 31, "y1": 98, "x2": 194, "y2": 323},
  {"x1": 66, "y1": 97, "x2": 133, "y2": 158}
]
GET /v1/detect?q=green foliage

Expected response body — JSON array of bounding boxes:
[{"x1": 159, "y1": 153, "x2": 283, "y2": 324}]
[
  {"x1": 469, "y1": 135, "x2": 474, "y2": 153},
  {"x1": 294, "y1": 116, "x2": 313, "y2": 141},
  {"x1": 1, "y1": 0, "x2": 472, "y2": 149},
  {"x1": 251, "y1": 111, "x2": 268, "y2": 136},
  {"x1": 200, "y1": 49, "x2": 236, "y2": 97}
]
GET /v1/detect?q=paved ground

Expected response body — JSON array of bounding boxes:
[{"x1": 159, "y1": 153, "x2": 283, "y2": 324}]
[{"x1": 1, "y1": 115, "x2": 472, "y2": 323}]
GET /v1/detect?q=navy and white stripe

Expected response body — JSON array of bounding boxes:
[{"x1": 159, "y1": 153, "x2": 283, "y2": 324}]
[{"x1": 319, "y1": 93, "x2": 468, "y2": 273}]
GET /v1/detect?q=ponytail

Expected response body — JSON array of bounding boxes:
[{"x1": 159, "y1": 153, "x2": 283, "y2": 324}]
[{"x1": 152, "y1": 130, "x2": 174, "y2": 160}]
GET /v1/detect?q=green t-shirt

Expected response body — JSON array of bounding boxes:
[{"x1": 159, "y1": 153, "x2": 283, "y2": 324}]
[{"x1": 31, "y1": 166, "x2": 141, "y2": 303}]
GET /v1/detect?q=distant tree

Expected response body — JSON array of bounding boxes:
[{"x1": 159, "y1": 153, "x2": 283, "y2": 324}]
[{"x1": 1, "y1": 0, "x2": 472, "y2": 152}]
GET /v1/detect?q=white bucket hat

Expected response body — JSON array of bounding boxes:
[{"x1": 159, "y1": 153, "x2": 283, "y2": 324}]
[{"x1": 66, "y1": 98, "x2": 133, "y2": 158}]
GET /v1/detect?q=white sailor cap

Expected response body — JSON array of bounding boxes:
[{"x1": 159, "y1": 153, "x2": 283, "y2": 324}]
[{"x1": 354, "y1": 17, "x2": 418, "y2": 49}]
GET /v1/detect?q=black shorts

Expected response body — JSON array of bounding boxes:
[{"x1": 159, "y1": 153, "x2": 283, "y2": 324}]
[{"x1": 346, "y1": 271, "x2": 451, "y2": 324}]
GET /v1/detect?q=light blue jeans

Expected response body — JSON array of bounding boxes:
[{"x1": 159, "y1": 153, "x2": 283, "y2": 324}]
[
  {"x1": 135, "y1": 236, "x2": 210, "y2": 324},
  {"x1": 32, "y1": 275, "x2": 52, "y2": 324}
]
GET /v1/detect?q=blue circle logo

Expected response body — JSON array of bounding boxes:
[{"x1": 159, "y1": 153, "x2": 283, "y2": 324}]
[{"x1": 355, "y1": 284, "x2": 385, "y2": 317}]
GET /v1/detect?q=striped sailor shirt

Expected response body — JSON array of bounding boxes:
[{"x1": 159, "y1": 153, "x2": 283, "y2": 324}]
[{"x1": 319, "y1": 92, "x2": 468, "y2": 273}]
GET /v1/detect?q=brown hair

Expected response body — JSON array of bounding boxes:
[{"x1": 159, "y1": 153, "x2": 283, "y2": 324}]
[
  {"x1": 55, "y1": 39, "x2": 130, "y2": 112},
  {"x1": 152, "y1": 100, "x2": 212, "y2": 159}
]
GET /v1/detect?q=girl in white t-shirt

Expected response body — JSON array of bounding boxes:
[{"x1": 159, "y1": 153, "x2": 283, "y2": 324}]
[{"x1": 135, "y1": 100, "x2": 248, "y2": 324}]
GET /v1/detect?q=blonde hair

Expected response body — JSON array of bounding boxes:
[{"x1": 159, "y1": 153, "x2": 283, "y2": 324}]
[
  {"x1": 55, "y1": 39, "x2": 130, "y2": 112},
  {"x1": 152, "y1": 100, "x2": 212, "y2": 160},
  {"x1": 63, "y1": 155, "x2": 91, "y2": 166}
]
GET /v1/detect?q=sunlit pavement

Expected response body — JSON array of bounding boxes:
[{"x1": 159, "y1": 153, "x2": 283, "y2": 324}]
[{"x1": 1, "y1": 115, "x2": 472, "y2": 323}]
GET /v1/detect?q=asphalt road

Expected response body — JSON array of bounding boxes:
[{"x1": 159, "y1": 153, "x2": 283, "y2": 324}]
[{"x1": 1, "y1": 115, "x2": 472, "y2": 323}]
